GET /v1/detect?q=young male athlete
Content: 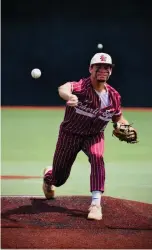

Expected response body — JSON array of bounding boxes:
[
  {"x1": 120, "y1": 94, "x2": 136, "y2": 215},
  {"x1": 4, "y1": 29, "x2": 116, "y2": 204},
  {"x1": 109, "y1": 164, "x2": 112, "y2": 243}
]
[{"x1": 42, "y1": 52, "x2": 137, "y2": 220}]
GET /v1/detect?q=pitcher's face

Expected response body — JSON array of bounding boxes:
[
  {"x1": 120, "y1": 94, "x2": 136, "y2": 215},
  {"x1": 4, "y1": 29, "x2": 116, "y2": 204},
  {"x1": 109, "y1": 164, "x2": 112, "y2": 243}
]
[{"x1": 90, "y1": 64, "x2": 112, "y2": 82}]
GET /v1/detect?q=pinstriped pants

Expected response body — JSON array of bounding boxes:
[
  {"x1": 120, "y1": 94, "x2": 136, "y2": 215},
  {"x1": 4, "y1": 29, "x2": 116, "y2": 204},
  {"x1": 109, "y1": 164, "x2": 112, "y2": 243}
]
[{"x1": 44, "y1": 129, "x2": 105, "y2": 192}]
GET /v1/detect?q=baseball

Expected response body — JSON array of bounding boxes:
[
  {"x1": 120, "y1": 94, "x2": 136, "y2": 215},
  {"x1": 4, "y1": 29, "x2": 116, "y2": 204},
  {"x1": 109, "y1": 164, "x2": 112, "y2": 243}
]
[
  {"x1": 97, "y1": 43, "x2": 103, "y2": 49},
  {"x1": 31, "y1": 68, "x2": 41, "y2": 79}
]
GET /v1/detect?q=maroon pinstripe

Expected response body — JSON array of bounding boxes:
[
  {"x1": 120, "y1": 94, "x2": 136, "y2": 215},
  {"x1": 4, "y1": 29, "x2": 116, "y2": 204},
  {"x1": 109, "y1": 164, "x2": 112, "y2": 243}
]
[{"x1": 44, "y1": 77, "x2": 121, "y2": 192}]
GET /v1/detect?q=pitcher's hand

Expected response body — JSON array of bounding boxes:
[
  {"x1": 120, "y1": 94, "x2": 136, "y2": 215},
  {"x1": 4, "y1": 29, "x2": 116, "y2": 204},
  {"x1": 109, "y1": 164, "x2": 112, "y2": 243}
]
[{"x1": 67, "y1": 94, "x2": 78, "y2": 107}]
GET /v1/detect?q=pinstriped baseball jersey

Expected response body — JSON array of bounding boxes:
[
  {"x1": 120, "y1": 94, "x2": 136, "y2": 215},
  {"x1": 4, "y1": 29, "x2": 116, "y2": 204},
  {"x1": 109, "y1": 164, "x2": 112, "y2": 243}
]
[{"x1": 60, "y1": 77, "x2": 122, "y2": 135}]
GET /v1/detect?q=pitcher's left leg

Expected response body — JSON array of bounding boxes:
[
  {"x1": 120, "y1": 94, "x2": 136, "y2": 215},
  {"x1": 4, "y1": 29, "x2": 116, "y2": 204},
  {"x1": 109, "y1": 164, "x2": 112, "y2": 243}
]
[
  {"x1": 82, "y1": 133, "x2": 105, "y2": 220},
  {"x1": 83, "y1": 133, "x2": 105, "y2": 192}
]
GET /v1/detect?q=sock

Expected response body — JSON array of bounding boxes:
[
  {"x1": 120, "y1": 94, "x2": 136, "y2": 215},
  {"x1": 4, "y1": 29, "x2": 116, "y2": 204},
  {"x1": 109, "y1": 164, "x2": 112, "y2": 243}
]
[{"x1": 91, "y1": 191, "x2": 102, "y2": 206}]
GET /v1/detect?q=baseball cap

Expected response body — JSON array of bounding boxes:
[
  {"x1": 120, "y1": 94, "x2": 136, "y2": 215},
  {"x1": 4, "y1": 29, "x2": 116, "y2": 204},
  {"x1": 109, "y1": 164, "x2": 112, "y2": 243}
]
[{"x1": 90, "y1": 53, "x2": 114, "y2": 66}]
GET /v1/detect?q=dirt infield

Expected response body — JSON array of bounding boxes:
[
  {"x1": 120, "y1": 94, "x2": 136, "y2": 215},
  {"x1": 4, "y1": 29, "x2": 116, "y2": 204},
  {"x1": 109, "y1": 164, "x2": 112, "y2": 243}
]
[{"x1": 1, "y1": 196, "x2": 152, "y2": 249}]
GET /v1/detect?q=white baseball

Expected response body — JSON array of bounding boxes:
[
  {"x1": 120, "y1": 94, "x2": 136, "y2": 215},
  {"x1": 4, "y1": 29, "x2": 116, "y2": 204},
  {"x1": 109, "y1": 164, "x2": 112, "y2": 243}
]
[
  {"x1": 97, "y1": 43, "x2": 103, "y2": 49},
  {"x1": 31, "y1": 68, "x2": 41, "y2": 79}
]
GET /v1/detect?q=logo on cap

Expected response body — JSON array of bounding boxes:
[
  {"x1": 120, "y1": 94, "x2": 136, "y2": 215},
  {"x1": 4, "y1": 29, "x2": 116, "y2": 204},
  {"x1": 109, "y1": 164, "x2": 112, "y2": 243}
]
[{"x1": 100, "y1": 55, "x2": 107, "y2": 62}]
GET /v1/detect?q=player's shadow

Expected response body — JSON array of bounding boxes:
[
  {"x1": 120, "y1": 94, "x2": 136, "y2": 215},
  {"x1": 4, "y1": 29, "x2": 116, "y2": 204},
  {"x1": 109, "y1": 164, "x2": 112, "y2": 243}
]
[{"x1": 1, "y1": 198, "x2": 87, "y2": 222}]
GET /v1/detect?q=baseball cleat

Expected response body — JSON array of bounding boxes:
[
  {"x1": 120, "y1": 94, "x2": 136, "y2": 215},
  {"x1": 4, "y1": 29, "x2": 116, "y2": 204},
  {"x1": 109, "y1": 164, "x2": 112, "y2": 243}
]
[
  {"x1": 87, "y1": 204, "x2": 102, "y2": 220},
  {"x1": 42, "y1": 166, "x2": 55, "y2": 199}
]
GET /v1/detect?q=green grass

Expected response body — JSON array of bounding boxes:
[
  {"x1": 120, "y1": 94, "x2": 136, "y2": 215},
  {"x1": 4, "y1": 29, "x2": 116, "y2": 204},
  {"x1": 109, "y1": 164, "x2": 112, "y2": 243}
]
[{"x1": 1, "y1": 108, "x2": 152, "y2": 203}]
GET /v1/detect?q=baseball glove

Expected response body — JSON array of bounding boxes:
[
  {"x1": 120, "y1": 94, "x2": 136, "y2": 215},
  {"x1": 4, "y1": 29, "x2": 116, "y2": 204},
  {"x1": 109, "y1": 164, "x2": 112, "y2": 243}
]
[{"x1": 112, "y1": 122, "x2": 138, "y2": 143}]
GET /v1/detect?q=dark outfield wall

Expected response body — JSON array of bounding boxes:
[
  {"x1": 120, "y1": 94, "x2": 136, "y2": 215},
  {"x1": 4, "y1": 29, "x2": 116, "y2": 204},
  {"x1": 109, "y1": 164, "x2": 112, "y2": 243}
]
[{"x1": 2, "y1": 0, "x2": 152, "y2": 107}]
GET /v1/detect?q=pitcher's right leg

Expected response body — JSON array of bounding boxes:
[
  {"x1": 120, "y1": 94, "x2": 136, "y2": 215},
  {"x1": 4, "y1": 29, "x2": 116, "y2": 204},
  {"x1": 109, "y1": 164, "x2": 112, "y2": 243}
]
[{"x1": 43, "y1": 130, "x2": 82, "y2": 199}]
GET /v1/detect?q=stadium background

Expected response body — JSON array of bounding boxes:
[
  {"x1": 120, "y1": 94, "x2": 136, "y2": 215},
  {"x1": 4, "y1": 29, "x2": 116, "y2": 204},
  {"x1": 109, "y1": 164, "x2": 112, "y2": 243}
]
[{"x1": 2, "y1": 0, "x2": 152, "y2": 107}]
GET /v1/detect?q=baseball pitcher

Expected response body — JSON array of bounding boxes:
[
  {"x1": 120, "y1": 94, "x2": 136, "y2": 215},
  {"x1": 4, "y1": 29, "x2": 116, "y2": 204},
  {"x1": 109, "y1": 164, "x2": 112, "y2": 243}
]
[{"x1": 42, "y1": 52, "x2": 138, "y2": 220}]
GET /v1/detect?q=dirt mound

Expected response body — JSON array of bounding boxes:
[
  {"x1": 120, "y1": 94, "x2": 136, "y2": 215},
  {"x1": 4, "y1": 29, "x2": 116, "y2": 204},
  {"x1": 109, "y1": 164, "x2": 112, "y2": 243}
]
[{"x1": 1, "y1": 196, "x2": 152, "y2": 249}]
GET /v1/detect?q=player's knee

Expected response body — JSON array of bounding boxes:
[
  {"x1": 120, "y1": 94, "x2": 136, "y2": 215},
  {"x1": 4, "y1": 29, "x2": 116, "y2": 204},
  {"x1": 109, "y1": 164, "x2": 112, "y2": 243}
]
[
  {"x1": 55, "y1": 178, "x2": 67, "y2": 187},
  {"x1": 90, "y1": 154, "x2": 104, "y2": 165},
  {"x1": 53, "y1": 171, "x2": 70, "y2": 187}
]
